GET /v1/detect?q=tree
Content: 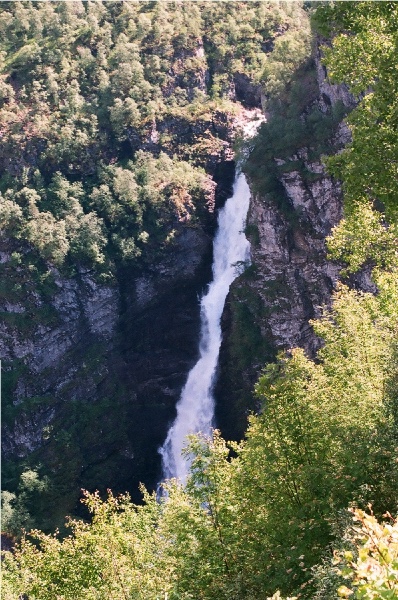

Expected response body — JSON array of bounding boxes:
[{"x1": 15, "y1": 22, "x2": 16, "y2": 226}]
[{"x1": 315, "y1": 2, "x2": 398, "y2": 222}]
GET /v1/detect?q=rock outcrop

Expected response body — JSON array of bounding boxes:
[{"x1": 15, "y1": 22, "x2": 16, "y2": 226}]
[
  {"x1": 215, "y1": 49, "x2": 355, "y2": 441},
  {"x1": 0, "y1": 242, "x2": 118, "y2": 458},
  {"x1": 0, "y1": 161, "x2": 235, "y2": 510}
]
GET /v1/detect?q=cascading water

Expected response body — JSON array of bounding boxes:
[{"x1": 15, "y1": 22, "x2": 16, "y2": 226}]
[{"x1": 159, "y1": 172, "x2": 252, "y2": 483}]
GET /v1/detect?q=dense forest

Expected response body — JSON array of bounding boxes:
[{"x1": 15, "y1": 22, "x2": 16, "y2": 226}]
[
  {"x1": 2, "y1": 1, "x2": 398, "y2": 599},
  {"x1": 0, "y1": 0, "x2": 309, "y2": 272}
]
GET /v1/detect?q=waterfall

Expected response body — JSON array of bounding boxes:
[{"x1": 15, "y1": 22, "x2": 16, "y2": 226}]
[{"x1": 159, "y1": 171, "x2": 252, "y2": 483}]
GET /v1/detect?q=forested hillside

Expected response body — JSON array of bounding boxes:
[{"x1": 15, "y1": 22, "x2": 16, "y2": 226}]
[
  {"x1": 0, "y1": 0, "x2": 311, "y2": 536},
  {"x1": 2, "y1": 1, "x2": 398, "y2": 599},
  {"x1": 0, "y1": 0, "x2": 309, "y2": 272}
]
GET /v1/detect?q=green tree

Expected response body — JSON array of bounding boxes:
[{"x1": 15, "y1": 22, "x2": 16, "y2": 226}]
[
  {"x1": 1, "y1": 469, "x2": 50, "y2": 537},
  {"x1": 315, "y1": 2, "x2": 398, "y2": 222}
]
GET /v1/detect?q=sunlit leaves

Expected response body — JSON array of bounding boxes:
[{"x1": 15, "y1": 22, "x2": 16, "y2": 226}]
[
  {"x1": 327, "y1": 203, "x2": 398, "y2": 275},
  {"x1": 320, "y1": 2, "x2": 398, "y2": 222},
  {"x1": 331, "y1": 509, "x2": 398, "y2": 600}
]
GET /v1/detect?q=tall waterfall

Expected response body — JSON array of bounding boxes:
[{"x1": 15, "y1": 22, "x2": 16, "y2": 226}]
[{"x1": 160, "y1": 172, "x2": 252, "y2": 483}]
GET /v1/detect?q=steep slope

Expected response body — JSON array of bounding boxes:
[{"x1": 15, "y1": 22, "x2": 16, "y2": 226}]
[
  {"x1": 1, "y1": 1, "x2": 311, "y2": 531},
  {"x1": 216, "y1": 46, "x2": 356, "y2": 439}
]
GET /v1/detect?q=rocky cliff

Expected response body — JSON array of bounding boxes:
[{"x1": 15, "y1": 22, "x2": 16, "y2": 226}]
[
  {"x1": 1, "y1": 1, "x2": 323, "y2": 535},
  {"x1": 0, "y1": 19, "x2": 260, "y2": 527},
  {"x1": 2, "y1": 35, "x2": 353, "y2": 529},
  {"x1": 1, "y1": 154, "x2": 237, "y2": 524},
  {"x1": 215, "y1": 47, "x2": 356, "y2": 440}
]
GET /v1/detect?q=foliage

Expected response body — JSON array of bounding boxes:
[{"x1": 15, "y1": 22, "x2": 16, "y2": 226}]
[
  {"x1": 201, "y1": 0, "x2": 311, "y2": 99},
  {"x1": 1, "y1": 469, "x2": 49, "y2": 537},
  {"x1": 319, "y1": 4, "x2": 398, "y2": 276},
  {"x1": 260, "y1": 8, "x2": 311, "y2": 98},
  {"x1": 2, "y1": 490, "x2": 167, "y2": 600},
  {"x1": 3, "y1": 273, "x2": 398, "y2": 598},
  {"x1": 0, "y1": 0, "x2": 309, "y2": 276},
  {"x1": 243, "y1": 278, "x2": 398, "y2": 593},
  {"x1": 327, "y1": 202, "x2": 398, "y2": 275},
  {"x1": 335, "y1": 509, "x2": 398, "y2": 600},
  {"x1": 315, "y1": 2, "x2": 398, "y2": 230},
  {"x1": 313, "y1": 509, "x2": 398, "y2": 600}
]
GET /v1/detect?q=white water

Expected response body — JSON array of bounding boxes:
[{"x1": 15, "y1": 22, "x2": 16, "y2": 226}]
[{"x1": 159, "y1": 172, "x2": 252, "y2": 483}]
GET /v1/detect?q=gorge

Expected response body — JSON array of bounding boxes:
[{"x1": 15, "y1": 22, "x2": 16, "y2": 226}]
[
  {"x1": 2, "y1": 2, "x2": 398, "y2": 598},
  {"x1": 0, "y1": 1, "x2": 346, "y2": 528},
  {"x1": 2, "y1": 5, "x2": 398, "y2": 599}
]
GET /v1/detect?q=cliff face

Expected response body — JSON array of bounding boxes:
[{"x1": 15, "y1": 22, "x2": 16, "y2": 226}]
[
  {"x1": 1, "y1": 2, "x2": 318, "y2": 533},
  {"x1": 2, "y1": 37, "x2": 353, "y2": 524},
  {"x1": 1, "y1": 157, "x2": 238, "y2": 520},
  {"x1": 246, "y1": 48, "x2": 356, "y2": 355},
  {"x1": 1, "y1": 29, "x2": 251, "y2": 522},
  {"x1": 246, "y1": 152, "x2": 343, "y2": 357},
  {"x1": 1, "y1": 221, "x2": 198, "y2": 504},
  {"x1": 215, "y1": 49, "x2": 355, "y2": 440},
  {"x1": 0, "y1": 253, "x2": 118, "y2": 457}
]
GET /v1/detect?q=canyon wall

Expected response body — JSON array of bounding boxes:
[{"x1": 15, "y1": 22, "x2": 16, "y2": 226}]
[
  {"x1": 1, "y1": 173, "x2": 231, "y2": 510},
  {"x1": 2, "y1": 39, "x2": 354, "y2": 523},
  {"x1": 215, "y1": 47, "x2": 356, "y2": 440}
]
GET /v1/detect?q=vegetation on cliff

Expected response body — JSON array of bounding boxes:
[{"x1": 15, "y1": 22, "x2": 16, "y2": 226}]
[
  {"x1": 0, "y1": 0, "x2": 311, "y2": 538},
  {"x1": 0, "y1": 0, "x2": 309, "y2": 274},
  {"x1": 2, "y1": 2, "x2": 398, "y2": 599}
]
